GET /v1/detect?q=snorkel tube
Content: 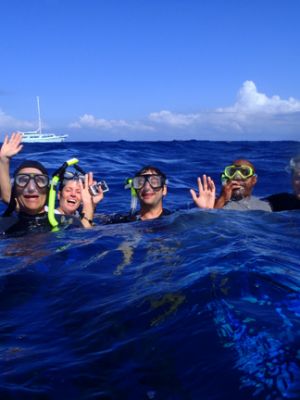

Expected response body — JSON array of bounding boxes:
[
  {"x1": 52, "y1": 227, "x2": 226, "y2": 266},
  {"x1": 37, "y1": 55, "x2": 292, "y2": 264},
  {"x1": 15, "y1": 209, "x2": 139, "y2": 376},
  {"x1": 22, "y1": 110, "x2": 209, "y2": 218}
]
[
  {"x1": 125, "y1": 178, "x2": 138, "y2": 215},
  {"x1": 48, "y1": 158, "x2": 80, "y2": 230}
]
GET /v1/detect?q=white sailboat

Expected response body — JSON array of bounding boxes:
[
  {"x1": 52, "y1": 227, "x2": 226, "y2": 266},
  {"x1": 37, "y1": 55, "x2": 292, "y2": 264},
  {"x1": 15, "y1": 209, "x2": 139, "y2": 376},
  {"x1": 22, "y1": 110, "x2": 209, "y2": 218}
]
[{"x1": 20, "y1": 96, "x2": 68, "y2": 143}]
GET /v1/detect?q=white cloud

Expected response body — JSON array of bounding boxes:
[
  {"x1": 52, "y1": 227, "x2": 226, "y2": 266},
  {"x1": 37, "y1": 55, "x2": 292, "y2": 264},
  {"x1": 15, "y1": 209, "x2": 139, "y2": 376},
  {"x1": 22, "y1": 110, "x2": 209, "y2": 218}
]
[
  {"x1": 147, "y1": 81, "x2": 300, "y2": 137},
  {"x1": 69, "y1": 113, "x2": 154, "y2": 131},
  {"x1": 2, "y1": 82, "x2": 300, "y2": 141},
  {"x1": 0, "y1": 108, "x2": 35, "y2": 130},
  {"x1": 219, "y1": 80, "x2": 300, "y2": 114}
]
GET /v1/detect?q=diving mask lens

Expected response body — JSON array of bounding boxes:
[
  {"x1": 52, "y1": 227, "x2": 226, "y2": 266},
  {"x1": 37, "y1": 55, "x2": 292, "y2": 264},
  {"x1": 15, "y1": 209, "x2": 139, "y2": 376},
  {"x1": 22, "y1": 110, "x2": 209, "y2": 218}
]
[
  {"x1": 132, "y1": 174, "x2": 164, "y2": 190},
  {"x1": 15, "y1": 173, "x2": 49, "y2": 188},
  {"x1": 63, "y1": 171, "x2": 85, "y2": 181},
  {"x1": 224, "y1": 165, "x2": 254, "y2": 179}
]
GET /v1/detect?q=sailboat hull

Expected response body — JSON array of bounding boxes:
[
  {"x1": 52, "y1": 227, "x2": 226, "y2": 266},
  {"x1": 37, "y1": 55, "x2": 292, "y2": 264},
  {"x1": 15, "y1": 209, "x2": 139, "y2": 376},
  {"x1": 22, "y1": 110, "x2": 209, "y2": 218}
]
[{"x1": 21, "y1": 132, "x2": 68, "y2": 143}]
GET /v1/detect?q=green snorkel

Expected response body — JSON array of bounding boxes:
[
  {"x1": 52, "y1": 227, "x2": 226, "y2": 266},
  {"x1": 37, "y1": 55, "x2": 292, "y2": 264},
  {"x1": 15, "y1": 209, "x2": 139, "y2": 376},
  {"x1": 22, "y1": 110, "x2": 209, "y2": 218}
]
[
  {"x1": 125, "y1": 178, "x2": 138, "y2": 215},
  {"x1": 48, "y1": 158, "x2": 80, "y2": 230}
]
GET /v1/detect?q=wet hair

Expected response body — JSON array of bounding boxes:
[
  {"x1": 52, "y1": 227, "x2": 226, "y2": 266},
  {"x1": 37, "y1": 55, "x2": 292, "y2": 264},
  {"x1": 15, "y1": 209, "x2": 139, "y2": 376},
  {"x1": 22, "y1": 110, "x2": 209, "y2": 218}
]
[
  {"x1": 232, "y1": 159, "x2": 256, "y2": 173},
  {"x1": 13, "y1": 160, "x2": 48, "y2": 177},
  {"x1": 2, "y1": 160, "x2": 49, "y2": 217},
  {"x1": 134, "y1": 165, "x2": 167, "y2": 181}
]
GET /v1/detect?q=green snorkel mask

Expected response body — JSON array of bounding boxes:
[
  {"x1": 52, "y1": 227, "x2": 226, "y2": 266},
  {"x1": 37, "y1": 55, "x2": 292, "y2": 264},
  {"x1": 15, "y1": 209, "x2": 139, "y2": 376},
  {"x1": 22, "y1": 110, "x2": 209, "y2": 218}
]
[
  {"x1": 124, "y1": 178, "x2": 138, "y2": 215},
  {"x1": 48, "y1": 158, "x2": 85, "y2": 230}
]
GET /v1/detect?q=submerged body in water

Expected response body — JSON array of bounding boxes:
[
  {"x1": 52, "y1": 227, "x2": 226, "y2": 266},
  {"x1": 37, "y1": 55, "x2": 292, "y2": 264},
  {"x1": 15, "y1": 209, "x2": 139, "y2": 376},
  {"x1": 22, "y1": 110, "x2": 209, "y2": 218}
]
[{"x1": 0, "y1": 141, "x2": 299, "y2": 399}]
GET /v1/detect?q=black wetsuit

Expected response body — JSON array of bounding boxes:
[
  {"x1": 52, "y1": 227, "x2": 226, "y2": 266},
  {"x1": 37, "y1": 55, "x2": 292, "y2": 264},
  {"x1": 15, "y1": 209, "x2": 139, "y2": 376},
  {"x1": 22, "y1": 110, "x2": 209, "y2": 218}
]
[
  {"x1": 99, "y1": 209, "x2": 172, "y2": 225},
  {"x1": 265, "y1": 193, "x2": 300, "y2": 212},
  {"x1": 1, "y1": 212, "x2": 81, "y2": 237}
]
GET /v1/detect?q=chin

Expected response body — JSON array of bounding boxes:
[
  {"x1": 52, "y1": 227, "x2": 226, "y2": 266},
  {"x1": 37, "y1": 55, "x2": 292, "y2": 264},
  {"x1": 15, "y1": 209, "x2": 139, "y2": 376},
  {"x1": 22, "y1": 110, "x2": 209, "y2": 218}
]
[{"x1": 231, "y1": 190, "x2": 244, "y2": 201}]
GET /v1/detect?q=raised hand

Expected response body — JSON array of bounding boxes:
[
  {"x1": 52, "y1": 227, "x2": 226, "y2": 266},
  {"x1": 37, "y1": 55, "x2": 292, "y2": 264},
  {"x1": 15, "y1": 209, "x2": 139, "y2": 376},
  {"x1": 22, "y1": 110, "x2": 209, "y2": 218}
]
[
  {"x1": 87, "y1": 172, "x2": 104, "y2": 207},
  {"x1": 79, "y1": 174, "x2": 94, "y2": 228},
  {"x1": 0, "y1": 132, "x2": 23, "y2": 159},
  {"x1": 190, "y1": 175, "x2": 215, "y2": 209}
]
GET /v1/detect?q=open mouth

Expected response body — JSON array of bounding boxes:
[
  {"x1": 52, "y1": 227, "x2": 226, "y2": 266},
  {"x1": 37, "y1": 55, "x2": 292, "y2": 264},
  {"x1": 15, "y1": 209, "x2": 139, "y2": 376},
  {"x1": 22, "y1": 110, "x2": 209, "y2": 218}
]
[{"x1": 67, "y1": 199, "x2": 77, "y2": 205}]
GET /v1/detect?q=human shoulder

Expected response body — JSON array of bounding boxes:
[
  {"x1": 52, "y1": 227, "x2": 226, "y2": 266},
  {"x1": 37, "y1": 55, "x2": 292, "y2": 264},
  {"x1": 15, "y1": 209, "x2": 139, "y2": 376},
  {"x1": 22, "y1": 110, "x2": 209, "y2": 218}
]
[
  {"x1": 224, "y1": 196, "x2": 271, "y2": 211},
  {"x1": 265, "y1": 192, "x2": 300, "y2": 211},
  {"x1": 2, "y1": 212, "x2": 51, "y2": 236},
  {"x1": 161, "y1": 208, "x2": 172, "y2": 216}
]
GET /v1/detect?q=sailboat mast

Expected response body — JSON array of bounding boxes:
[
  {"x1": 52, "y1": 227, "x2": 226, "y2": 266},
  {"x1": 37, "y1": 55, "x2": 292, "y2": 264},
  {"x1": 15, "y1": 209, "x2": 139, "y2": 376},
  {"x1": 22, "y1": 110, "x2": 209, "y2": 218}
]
[{"x1": 37, "y1": 96, "x2": 42, "y2": 134}]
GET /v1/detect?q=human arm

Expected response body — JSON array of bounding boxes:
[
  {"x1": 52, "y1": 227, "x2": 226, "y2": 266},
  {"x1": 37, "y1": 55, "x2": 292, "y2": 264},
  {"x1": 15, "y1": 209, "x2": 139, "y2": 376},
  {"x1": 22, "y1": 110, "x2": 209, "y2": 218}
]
[
  {"x1": 214, "y1": 180, "x2": 240, "y2": 208},
  {"x1": 190, "y1": 175, "x2": 215, "y2": 209},
  {"x1": 79, "y1": 174, "x2": 95, "y2": 228},
  {"x1": 0, "y1": 133, "x2": 23, "y2": 203}
]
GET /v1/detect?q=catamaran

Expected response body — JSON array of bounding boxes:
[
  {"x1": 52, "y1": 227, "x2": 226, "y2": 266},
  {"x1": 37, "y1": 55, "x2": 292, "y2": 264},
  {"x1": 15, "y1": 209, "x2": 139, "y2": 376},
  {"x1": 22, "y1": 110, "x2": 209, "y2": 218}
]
[{"x1": 20, "y1": 97, "x2": 68, "y2": 143}]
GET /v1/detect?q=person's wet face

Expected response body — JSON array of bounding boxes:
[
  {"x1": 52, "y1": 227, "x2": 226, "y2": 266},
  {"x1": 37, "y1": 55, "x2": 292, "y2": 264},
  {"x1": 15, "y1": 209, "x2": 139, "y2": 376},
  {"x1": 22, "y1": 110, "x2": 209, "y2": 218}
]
[
  {"x1": 136, "y1": 169, "x2": 167, "y2": 209},
  {"x1": 292, "y1": 170, "x2": 300, "y2": 199},
  {"x1": 15, "y1": 167, "x2": 48, "y2": 215},
  {"x1": 58, "y1": 180, "x2": 82, "y2": 215},
  {"x1": 228, "y1": 159, "x2": 257, "y2": 200}
]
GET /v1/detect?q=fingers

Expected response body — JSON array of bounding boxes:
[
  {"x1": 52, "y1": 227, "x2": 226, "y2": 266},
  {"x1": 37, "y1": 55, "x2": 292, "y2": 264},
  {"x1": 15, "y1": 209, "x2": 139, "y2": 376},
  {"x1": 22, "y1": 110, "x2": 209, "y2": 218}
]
[
  {"x1": 190, "y1": 189, "x2": 198, "y2": 202},
  {"x1": 198, "y1": 175, "x2": 215, "y2": 193},
  {"x1": 3, "y1": 135, "x2": 9, "y2": 145},
  {"x1": 207, "y1": 176, "x2": 215, "y2": 192},
  {"x1": 1, "y1": 132, "x2": 23, "y2": 157},
  {"x1": 202, "y1": 174, "x2": 208, "y2": 191},
  {"x1": 88, "y1": 171, "x2": 94, "y2": 186},
  {"x1": 84, "y1": 173, "x2": 89, "y2": 188},
  {"x1": 197, "y1": 176, "x2": 203, "y2": 193},
  {"x1": 78, "y1": 177, "x2": 84, "y2": 192}
]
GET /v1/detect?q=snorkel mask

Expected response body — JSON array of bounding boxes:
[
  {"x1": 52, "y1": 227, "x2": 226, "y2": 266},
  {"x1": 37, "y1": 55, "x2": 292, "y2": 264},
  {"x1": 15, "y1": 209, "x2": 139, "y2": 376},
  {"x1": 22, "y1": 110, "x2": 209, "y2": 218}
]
[{"x1": 221, "y1": 164, "x2": 256, "y2": 184}]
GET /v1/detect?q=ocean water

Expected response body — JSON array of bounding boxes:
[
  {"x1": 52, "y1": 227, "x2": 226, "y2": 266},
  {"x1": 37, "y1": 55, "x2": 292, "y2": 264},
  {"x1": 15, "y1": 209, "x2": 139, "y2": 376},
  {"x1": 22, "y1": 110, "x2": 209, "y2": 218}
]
[{"x1": 0, "y1": 140, "x2": 300, "y2": 400}]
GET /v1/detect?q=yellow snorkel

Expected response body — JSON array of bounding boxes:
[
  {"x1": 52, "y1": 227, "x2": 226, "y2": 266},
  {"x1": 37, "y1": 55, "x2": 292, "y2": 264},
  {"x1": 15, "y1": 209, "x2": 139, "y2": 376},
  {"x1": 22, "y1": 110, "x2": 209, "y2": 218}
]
[
  {"x1": 48, "y1": 158, "x2": 80, "y2": 230},
  {"x1": 124, "y1": 178, "x2": 138, "y2": 215}
]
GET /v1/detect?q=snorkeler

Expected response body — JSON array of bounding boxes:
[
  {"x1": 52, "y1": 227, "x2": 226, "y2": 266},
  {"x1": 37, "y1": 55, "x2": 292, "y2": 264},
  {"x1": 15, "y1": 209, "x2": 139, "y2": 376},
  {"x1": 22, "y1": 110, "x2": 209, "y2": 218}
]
[
  {"x1": 126, "y1": 165, "x2": 170, "y2": 221},
  {"x1": 0, "y1": 133, "x2": 104, "y2": 217},
  {"x1": 102, "y1": 165, "x2": 170, "y2": 224},
  {"x1": 214, "y1": 159, "x2": 272, "y2": 211},
  {"x1": 1, "y1": 159, "x2": 57, "y2": 234},
  {"x1": 265, "y1": 155, "x2": 300, "y2": 211},
  {"x1": 1, "y1": 159, "x2": 95, "y2": 235},
  {"x1": 51, "y1": 170, "x2": 104, "y2": 217}
]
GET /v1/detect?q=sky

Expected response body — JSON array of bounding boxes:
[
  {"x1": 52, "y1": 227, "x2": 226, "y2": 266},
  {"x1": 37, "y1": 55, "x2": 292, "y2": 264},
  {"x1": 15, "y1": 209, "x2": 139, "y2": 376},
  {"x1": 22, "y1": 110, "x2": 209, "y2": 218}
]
[{"x1": 1, "y1": 0, "x2": 300, "y2": 141}]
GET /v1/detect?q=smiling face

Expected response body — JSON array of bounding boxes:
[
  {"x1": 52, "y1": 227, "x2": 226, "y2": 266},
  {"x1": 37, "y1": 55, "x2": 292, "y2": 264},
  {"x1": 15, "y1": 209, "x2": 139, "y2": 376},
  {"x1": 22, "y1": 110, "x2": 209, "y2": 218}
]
[
  {"x1": 58, "y1": 180, "x2": 82, "y2": 215},
  {"x1": 136, "y1": 169, "x2": 167, "y2": 211},
  {"x1": 15, "y1": 167, "x2": 48, "y2": 215},
  {"x1": 229, "y1": 159, "x2": 257, "y2": 200}
]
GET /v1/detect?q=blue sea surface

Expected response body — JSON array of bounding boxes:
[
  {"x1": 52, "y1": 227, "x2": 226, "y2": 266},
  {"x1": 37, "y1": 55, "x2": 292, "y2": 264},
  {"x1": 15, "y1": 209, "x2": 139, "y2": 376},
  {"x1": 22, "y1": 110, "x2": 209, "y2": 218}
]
[{"x1": 0, "y1": 140, "x2": 300, "y2": 400}]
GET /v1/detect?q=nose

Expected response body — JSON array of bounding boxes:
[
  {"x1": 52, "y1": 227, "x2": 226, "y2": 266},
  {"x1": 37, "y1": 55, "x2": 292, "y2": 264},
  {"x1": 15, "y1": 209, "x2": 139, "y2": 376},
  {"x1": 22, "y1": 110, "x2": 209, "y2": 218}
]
[
  {"x1": 232, "y1": 172, "x2": 242, "y2": 180},
  {"x1": 26, "y1": 178, "x2": 38, "y2": 191},
  {"x1": 143, "y1": 180, "x2": 151, "y2": 190}
]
